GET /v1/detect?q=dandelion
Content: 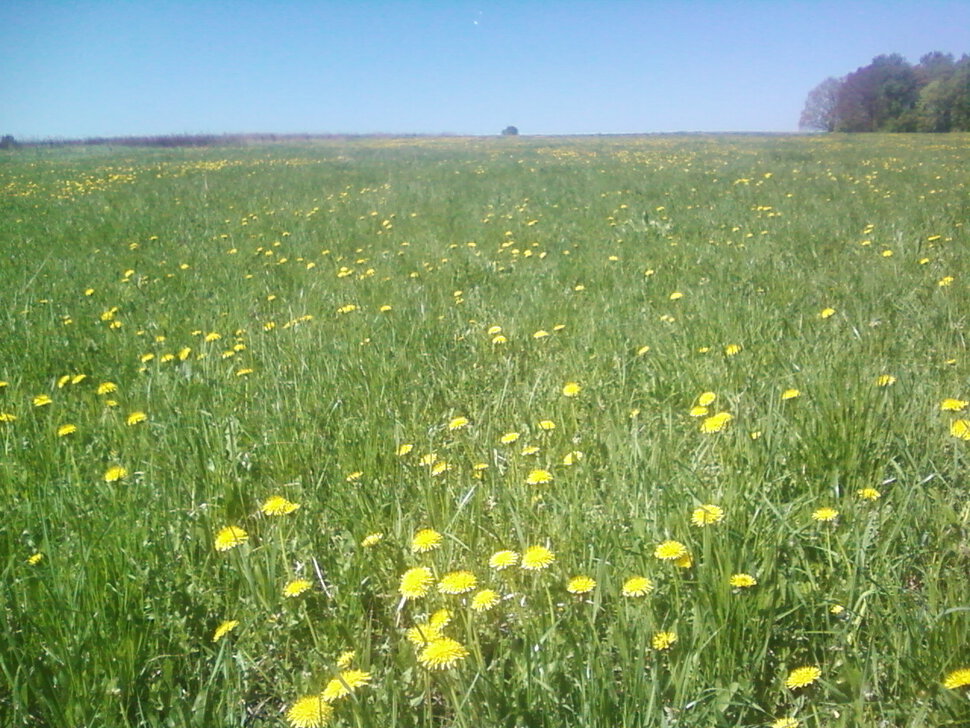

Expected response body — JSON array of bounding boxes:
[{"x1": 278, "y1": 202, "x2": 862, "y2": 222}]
[
  {"x1": 212, "y1": 620, "x2": 239, "y2": 642},
  {"x1": 637, "y1": 345, "x2": 651, "y2": 356},
  {"x1": 27, "y1": 553, "x2": 44, "y2": 566},
  {"x1": 96, "y1": 382, "x2": 117, "y2": 395},
  {"x1": 521, "y1": 445, "x2": 540, "y2": 456},
  {"x1": 819, "y1": 307, "x2": 836, "y2": 319},
  {"x1": 562, "y1": 450, "x2": 584, "y2": 465},
  {"x1": 691, "y1": 504, "x2": 724, "y2": 527},
  {"x1": 286, "y1": 695, "x2": 333, "y2": 728},
  {"x1": 876, "y1": 374, "x2": 896, "y2": 387},
  {"x1": 126, "y1": 411, "x2": 147, "y2": 426},
  {"x1": 812, "y1": 507, "x2": 839, "y2": 522},
  {"x1": 525, "y1": 468, "x2": 553, "y2": 486},
  {"x1": 471, "y1": 589, "x2": 501, "y2": 612},
  {"x1": 538, "y1": 419, "x2": 556, "y2": 430},
  {"x1": 697, "y1": 391, "x2": 716, "y2": 406},
  {"x1": 214, "y1": 526, "x2": 248, "y2": 552},
  {"x1": 675, "y1": 553, "x2": 693, "y2": 569},
  {"x1": 562, "y1": 382, "x2": 582, "y2": 397},
  {"x1": 940, "y1": 398, "x2": 968, "y2": 412},
  {"x1": 943, "y1": 668, "x2": 970, "y2": 689},
  {"x1": 729, "y1": 573, "x2": 758, "y2": 588},
  {"x1": 261, "y1": 495, "x2": 300, "y2": 516},
  {"x1": 669, "y1": 291, "x2": 684, "y2": 300},
  {"x1": 489, "y1": 550, "x2": 519, "y2": 570},
  {"x1": 57, "y1": 423, "x2": 77, "y2": 437},
  {"x1": 399, "y1": 567, "x2": 434, "y2": 600},
  {"x1": 0, "y1": 413, "x2": 17, "y2": 423},
  {"x1": 361, "y1": 532, "x2": 384, "y2": 548},
  {"x1": 771, "y1": 718, "x2": 800, "y2": 728},
  {"x1": 438, "y1": 571, "x2": 478, "y2": 594},
  {"x1": 621, "y1": 576, "x2": 654, "y2": 597},
  {"x1": 651, "y1": 631, "x2": 678, "y2": 650},
  {"x1": 33, "y1": 394, "x2": 52, "y2": 407},
  {"x1": 235, "y1": 368, "x2": 253, "y2": 376},
  {"x1": 406, "y1": 622, "x2": 443, "y2": 645},
  {"x1": 411, "y1": 528, "x2": 443, "y2": 553},
  {"x1": 336, "y1": 650, "x2": 355, "y2": 669},
  {"x1": 448, "y1": 416, "x2": 469, "y2": 431},
  {"x1": 830, "y1": 604, "x2": 845, "y2": 615},
  {"x1": 857, "y1": 487, "x2": 881, "y2": 501},
  {"x1": 950, "y1": 420, "x2": 970, "y2": 440},
  {"x1": 521, "y1": 545, "x2": 555, "y2": 571},
  {"x1": 724, "y1": 344, "x2": 742, "y2": 356},
  {"x1": 345, "y1": 471, "x2": 362, "y2": 482},
  {"x1": 785, "y1": 666, "x2": 821, "y2": 689},
  {"x1": 689, "y1": 406, "x2": 709, "y2": 417},
  {"x1": 321, "y1": 669, "x2": 372, "y2": 702},
  {"x1": 283, "y1": 579, "x2": 312, "y2": 598},
  {"x1": 492, "y1": 334, "x2": 507, "y2": 344},
  {"x1": 500, "y1": 431, "x2": 520, "y2": 444},
  {"x1": 417, "y1": 638, "x2": 470, "y2": 670},
  {"x1": 654, "y1": 540, "x2": 688, "y2": 561},
  {"x1": 396, "y1": 443, "x2": 414, "y2": 456},
  {"x1": 532, "y1": 329, "x2": 549, "y2": 339},
  {"x1": 103, "y1": 465, "x2": 128, "y2": 482},
  {"x1": 781, "y1": 388, "x2": 801, "y2": 400},
  {"x1": 566, "y1": 575, "x2": 596, "y2": 594},
  {"x1": 700, "y1": 412, "x2": 733, "y2": 433}
]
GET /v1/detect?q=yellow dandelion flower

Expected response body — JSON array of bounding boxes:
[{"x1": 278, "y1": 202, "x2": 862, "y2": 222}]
[
  {"x1": 283, "y1": 579, "x2": 312, "y2": 598},
  {"x1": 566, "y1": 575, "x2": 596, "y2": 594},
  {"x1": 418, "y1": 638, "x2": 470, "y2": 670},
  {"x1": 830, "y1": 604, "x2": 845, "y2": 615},
  {"x1": 785, "y1": 666, "x2": 821, "y2": 689},
  {"x1": 812, "y1": 507, "x2": 839, "y2": 522},
  {"x1": 399, "y1": 567, "x2": 434, "y2": 600},
  {"x1": 525, "y1": 468, "x2": 553, "y2": 486},
  {"x1": 430, "y1": 460, "x2": 450, "y2": 476},
  {"x1": 0, "y1": 413, "x2": 17, "y2": 423},
  {"x1": 651, "y1": 631, "x2": 678, "y2": 650},
  {"x1": 819, "y1": 307, "x2": 836, "y2": 319},
  {"x1": 538, "y1": 419, "x2": 556, "y2": 430},
  {"x1": 335, "y1": 650, "x2": 355, "y2": 669},
  {"x1": 532, "y1": 329, "x2": 550, "y2": 339},
  {"x1": 448, "y1": 416, "x2": 469, "y2": 431},
  {"x1": 940, "y1": 398, "x2": 968, "y2": 412},
  {"x1": 96, "y1": 382, "x2": 117, "y2": 395},
  {"x1": 654, "y1": 540, "x2": 687, "y2": 561},
  {"x1": 724, "y1": 343, "x2": 742, "y2": 356},
  {"x1": 57, "y1": 423, "x2": 77, "y2": 437},
  {"x1": 675, "y1": 553, "x2": 693, "y2": 569},
  {"x1": 637, "y1": 345, "x2": 651, "y2": 356},
  {"x1": 729, "y1": 573, "x2": 758, "y2": 588},
  {"x1": 500, "y1": 431, "x2": 520, "y2": 444},
  {"x1": 33, "y1": 394, "x2": 52, "y2": 407},
  {"x1": 492, "y1": 334, "x2": 507, "y2": 344},
  {"x1": 950, "y1": 419, "x2": 970, "y2": 440},
  {"x1": 126, "y1": 411, "x2": 147, "y2": 426},
  {"x1": 669, "y1": 291, "x2": 684, "y2": 300},
  {"x1": 521, "y1": 545, "x2": 555, "y2": 571},
  {"x1": 361, "y1": 532, "x2": 384, "y2": 548},
  {"x1": 700, "y1": 412, "x2": 733, "y2": 433},
  {"x1": 691, "y1": 504, "x2": 724, "y2": 527},
  {"x1": 471, "y1": 589, "x2": 501, "y2": 612},
  {"x1": 489, "y1": 550, "x2": 519, "y2": 570},
  {"x1": 520, "y1": 445, "x2": 540, "y2": 456},
  {"x1": 411, "y1": 528, "x2": 443, "y2": 553},
  {"x1": 562, "y1": 381, "x2": 582, "y2": 397},
  {"x1": 943, "y1": 667, "x2": 970, "y2": 689},
  {"x1": 487, "y1": 325, "x2": 502, "y2": 335},
  {"x1": 396, "y1": 443, "x2": 414, "y2": 456},
  {"x1": 212, "y1": 619, "x2": 239, "y2": 642},
  {"x1": 689, "y1": 405, "x2": 709, "y2": 417},
  {"x1": 697, "y1": 391, "x2": 716, "y2": 406},
  {"x1": 781, "y1": 388, "x2": 801, "y2": 400},
  {"x1": 286, "y1": 695, "x2": 333, "y2": 728},
  {"x1": 261, "y1": 495, "x2": 300, "y2": 516},
  {"x1": 771, "y1": 718, "x2": 800, "y2": 728},
  {"x1": 345, "y1": 471, "x2": 362, "y2": 482},
  {"x1": 857, "y1": 488, "x2": 881, "y2": 501},
  {"x1": 406, "y1": 622, "x2": 443, "y2": 645},
  {"x1": 438, "y1": 570, "x2": 478, "y2": 595},
  {"x1": 27, "y1": 553, "x2": 44, "y2": 565},
  {"x1": 214, "y1": 526, "x2": 248, "y2": 552},
  {"x1": 876, "y1": 374, "x2": 896, "y2": 387},
  {"x1": 103, "y1": 465, "x2": 128, "y2": 482},
  {"x1": 321, "y1": 669, "x2": 372, "y2": 702},
  {"x1": 621, "y1": 576, "x2": 654, "y2": 597},
  {"x1": 562, "y1": 450, "x2": 584, "y2": 465}
]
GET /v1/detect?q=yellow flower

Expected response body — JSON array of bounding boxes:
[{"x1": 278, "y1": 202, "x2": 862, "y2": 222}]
[
  {"x1": 621, "y1": 576, "x2": 654, "y2": 597},
  {"x1": 286, "y1": 695, "x2": 333, "y2": 728},
  {"x1": 335, "y1": 650, "x2": 355, "y2": 669},
  {"x1": 566, "y1": 575, "x2": 596, "y2": 594},
  {"x1": 651, "y1": 631, "x2": 678, "y2": 650},
  {"x1": 471, "y1": 589, "x2": 501, "y2": 612},
  {"x1": 771, "y1": 718, "x2": 800, "y2": 728},
  {"x1": 689, "y1": 406, "x2": 709, "y2": 417},
  {"x1": 283, "y1": 579, "x2": 312, "y2": 597},
  {"x1": 562, "y1": 450, "x2": 584, "y2": 465},
  {"x1": 487, "y1": 325, "x2": 502, "y2": 335},
  {"x1": 521, "y1": 545, "x2": 555, "y2": 571},
  {"x1": 943, "y1": 667, "x2": 970, "y2": 689},
  {"x1": 417, "y1": 638, "x2": 470, "y2": 670},
  {"x1": 691, "y1": 504, "x2": 724, "y2": 527},
  {"x1": 361, "y1": 532, "x2": 384, "y2": 547},
  {"x1": 654, "y1": 540, "x2": 687, "y2": 561},
  {"x1": 812, "y1": 507, "x2": 839, "y2": 522},
  {"x1": 875, "y1": 374, "x2": 896, "y2": 387},
  {"x1": 525, "y1": 468, "x2": 553, "y2": 486},
  {"x1": 33, "y1": 394, "x2": 52, "y2": 407},
  {"x1": 940, "y1": 398, "x2": 968, "y2": 412},
  {"x1": 396, "y1": 443, "x2": 414, "y2": 456},
  {"x1": 562, "y1": 382, "x2": 582, "y2": 397},
  {"x1": 0, "y1": 413, "x2": 17, "y2": 423},
  {"x1": 669, "y1": 291, "x2": 684, "y2": 300},
  {"x1": 781, "y1": 388, "x2": 801, "y2": 400},
  {"x1": 126, "y1": 411, "x2": 147, "y2": 426},
  {"x1": 532, "y1": 329, "x2": 550, "y2": 339},
  {"x1": 438, "y1": 570, "x2": 478, "y2": 594},
  {"x1": 700, "y1": 412, "x2": 733, "y2": 433},
  {"x1": 724, "y1": 343, "x2": 742, "y2": 356},
  {"x1": 729, "y1": 573, "x2": 758, "y2": 588},
  {"x1": 399, "y1": 567, "x2": 434, "y2": 600},
  {"x1": 819, "y1": 307, "x2": 836, "y2": 319},
  {"x1": 939, "y1": 276, "x2": 954, "y2": 286},
  {"x1": 785, "y1": 665, "x2": 821, "y2": 689},
  {"x1": 321, "y1": 669, "x2": 372, "y2": 702},
  {"x1": 488, "y1": 550, "x2": 519, "y2": 570},
  {"x1": 950, "y1": 419, "x2": 970, "y2": 440},
  {"x1": 411, "y1": 528, "x2": 443, "y2": 553},
  {"x1": 103, "y1": 465, "x2": 128, "y2": 482},
  {"x1": 674, "y1": 553, "x2": 693, "y2": 569},
  {"x1": 261, "y1": 495, "x2": 300, "y2": 516},
  {"x1": 637, "y1": 345, "x2": 651, "y2": 356},
  {"x1": 27, "y1": 552, "x2": 44, "y2": 565},
  {"x1": 857, "y1": 487, "x2": 881, "y2": 501},
  {"x1": 214, "y1": 526, "x2": 248, "y2": 552},
  {"x1": 538, "y1": 419, "x2": 556, "y2": 430},
  {"x1": 96, "y1": 382, "x2": 118, "y2": 395},
  {"x1": 57, "y1": 423, "x2": 77, "y2": 437},
  {"x1": 500, "y1": 431, "x2": 520, "y2": 444},
  {"x1": 448, "y1": 416, "x2": 469, "y2": 431},
  {"x1": 212, "y1": 620, "x2": 239, "y2": 642},
  {"x1": 697, "y1": 391, "x2": 716, "y2": 406}
]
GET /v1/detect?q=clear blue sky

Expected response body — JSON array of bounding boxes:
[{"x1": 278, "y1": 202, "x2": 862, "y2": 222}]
[{"x1": 2, "y1": 0, "x2": 968, "y2": 138}]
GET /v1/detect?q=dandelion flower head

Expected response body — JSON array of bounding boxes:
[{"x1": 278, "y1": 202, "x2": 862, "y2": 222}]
[
  {"x1": 951, "y1": 419, "x2": 970, "y2": 441},
  {"x1": 438, "y1": 570, "x2": 478, "y2": 594},
  {"x1": 562, "y1": 382, "x2": 582, "y2": 397},
  {"x1": 283, "y1": 579, "x2": 313, "y2": 598},
  {"x1": 448, "y1": 416, "x2": 469, "y2": 431},
  {"x1": 417, "y1": 638, "x2": 470, "y2": 670},
  {"x1": 730, "y1": 573, "x2": 758, "y2": 588},
  {"x1": 691, "y1": 504, "x2": 724, "y2": 527},
  {"x1": 286, "y1": 695, "x2": 333, "y2": 728},
  {"x1": 471, "y1": 589, "x2": 501, "y2": 612},
  {"x1": 361, "y1": 532, "x2": 384, "y2": 548},
  {"x1": 771, "y1": 718, "x2": 800, "y2": 728},
  {"x1": 103, "y1": 465, "x2": 128, "y2": 482},
  {"x1": 214, "y1": 526, "x2": 248, "y2": 552},
  {"x1": 525, "y1": 468, "x2": 553, "y2": 486},
  {"x1": 261, "y1": 495, "x2": 300, "y2": 516},
  {"x1": 651, "y1": 631, "x2": 678, "y2": 650},
  {"x1": 781, "y1": 388, "x2": 801, "y2": 400},
  {"x1": 700, "y1": 412, "x2": 733, "y2": 433},
  {"x1": 654, "y1": 540, "x2": 688, "y2": 561},
  {"x1": 489, "y1": 550, "x2": 519, "y2": 570},
  {"x1": 411, "y1": 528, "x2": 443, "y2": 553},
  {"x1": 785, "y1": 666, "x2": 821, "y2": 689},
  {"x1": 521, "y1": 545, "x2": 556, "y2": 571},
  {"x1": 566, "y1": 575, "x2": 596, "y2": 594},
  {"x1": 857, "y1": 488, "x2": 881, "y2": 501},
  {"x1": 622, "y1": 576, "x2": 654, "y2": 597},
  {"x1": 399, "y1": 567, "x2": 434, "y2": 600},
  {"x1": 212, "y1": 619, "x2": 239, "y2": 642},
  {"x1": 943, "y1": 667, "x2": 970, "y2": 689},
  {"x1": 940, "y1": 398, "x2": 968, "y2": 412},
  {"x1": 812, "y1": 507, "x2": 839, "y2": 522},
  {"x1": 321, "y1": 669, "x2": 372, "y2": 702}
]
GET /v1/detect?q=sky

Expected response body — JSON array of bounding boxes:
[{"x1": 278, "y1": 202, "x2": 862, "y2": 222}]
[{"x1": 2, "y1": 0, "x2": 969, "y2": 138}]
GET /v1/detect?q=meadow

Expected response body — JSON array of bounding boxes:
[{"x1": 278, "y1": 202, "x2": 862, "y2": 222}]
[{"x1": 1, "y1": 133, "x2": 969, "y2": 728}]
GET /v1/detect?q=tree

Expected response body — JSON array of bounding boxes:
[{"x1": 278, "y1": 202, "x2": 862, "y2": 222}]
[
  {"x1": 501, "y1": 126, "x2": 519, "y2": 136},
  {"x1": 799, "y1": 77, "x2": 842, "y2": 131},
  {"x1": 833, "y1": 54, "x2": 919, "y2": 131}
]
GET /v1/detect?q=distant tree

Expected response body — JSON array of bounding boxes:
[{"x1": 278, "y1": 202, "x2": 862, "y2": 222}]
[
  {"x1": 501, "y1": 126, "x2": 519, "y2": 136},
  {"x1": 0, "y1": 135, "x2": 16, "y2": 149},
  {"x1": 799, "y1": 77, "x2": 842, "y2": 131},
  {"x1": 833, "y1": 54, "x2": 920, "y2": 131}
]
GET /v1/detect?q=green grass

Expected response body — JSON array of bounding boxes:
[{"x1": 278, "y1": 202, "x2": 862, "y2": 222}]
[{"x1": 1, "y1": 133, "x2": 969, "y2": 728}]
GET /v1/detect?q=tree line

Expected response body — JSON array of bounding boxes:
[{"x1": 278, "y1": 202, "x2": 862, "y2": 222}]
[{"x1": 800, "y1": 52, "x2": 970, "y2": 132}]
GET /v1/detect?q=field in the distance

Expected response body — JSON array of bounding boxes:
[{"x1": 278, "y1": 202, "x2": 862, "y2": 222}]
[{"x1": 1, "y1": 134, "x2": 969, "y2": 728}]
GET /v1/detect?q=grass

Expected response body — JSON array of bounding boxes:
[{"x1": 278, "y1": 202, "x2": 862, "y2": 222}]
[{"x1": 1, "y1": 133, "x2": 969, "y2": 728}]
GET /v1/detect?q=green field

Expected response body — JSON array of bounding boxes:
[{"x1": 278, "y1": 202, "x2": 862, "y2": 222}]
[{"x1": 1, "y1": 134, "x2": 969, "y2": 728}]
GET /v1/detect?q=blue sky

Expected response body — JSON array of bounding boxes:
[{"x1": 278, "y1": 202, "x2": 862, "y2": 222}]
[{"x1": 2, "y1": 0, "x2": 969, "y2": 138}]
